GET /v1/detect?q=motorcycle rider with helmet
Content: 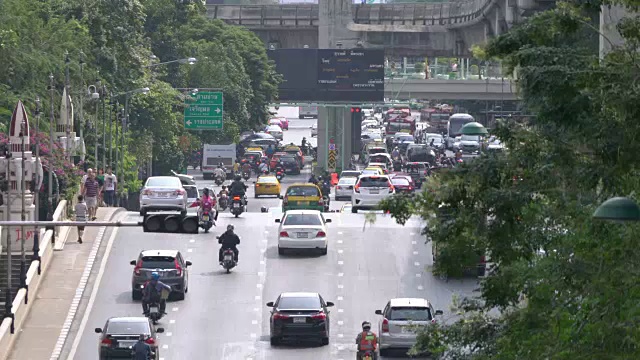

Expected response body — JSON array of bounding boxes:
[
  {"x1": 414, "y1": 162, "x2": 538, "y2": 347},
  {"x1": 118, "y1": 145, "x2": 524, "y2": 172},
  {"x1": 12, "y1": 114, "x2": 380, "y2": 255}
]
[
  {"x1": 213, "y1": 163, "x2": 226, "y2": 182},
  {"x1": 391, "y1": 146, "x2": 400, "y2": 160},
  {"x1": 355, "y1": 321, "x2": 378, "y2": 359},
  {"x1": 275, "y1": 161, "x2": 285, "y2": 176},
  {"x1": 131, "y1": 334, "x2": 153, "y2": 360},
  {"x1": 142, "y1": 272, "x2": 172, "y2": 315},
  {"x1": 218, "y1": 224, "x2": 240, "y2": 264},
  {"x1": 229, "y1": 175, "x2": 248, "y2": 205},
  {"x1": 241, "y1": 161, "x2": 252, "y2": 177},
  {"x1": 190, "y1": 187, "x2": 217, "y2": 221},
  {"x1": 258, "y1": 158, "x2": 270, "y2": 174}
]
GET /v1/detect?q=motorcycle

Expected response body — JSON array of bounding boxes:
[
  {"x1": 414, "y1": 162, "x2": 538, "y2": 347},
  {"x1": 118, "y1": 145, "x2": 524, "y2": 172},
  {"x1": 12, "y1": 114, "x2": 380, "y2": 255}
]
[
  {"x1": 214, "y1": 174, "x2": 225, "y2": 186},
  {"x1": 242, "y1": 171, "x2": 251, "y2": 181},
  {"x1": 230, "y1": 195, "x2": 245, "y2": 217},
  {"x1": 218, "y1": 244, "x2": 237, "y2": 273},
  {"x1": 218, "y1": 194, "x2": 229, "y2": 210},
  {"x1": 200, "y1": 209, "x2": 214, "y2": 233},
  {"x1": 361, "y1": 350, "x2": 375, "y2": 360},
  {"x1": 275, "y1": 169, "x2": 285, "y2": 181}
]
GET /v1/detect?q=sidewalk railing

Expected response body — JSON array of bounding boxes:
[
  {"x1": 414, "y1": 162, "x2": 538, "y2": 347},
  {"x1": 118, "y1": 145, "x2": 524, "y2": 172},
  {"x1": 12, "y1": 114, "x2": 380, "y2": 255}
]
[{"x1": 0, "y1": 200, "x2": 68, "y2": 360}]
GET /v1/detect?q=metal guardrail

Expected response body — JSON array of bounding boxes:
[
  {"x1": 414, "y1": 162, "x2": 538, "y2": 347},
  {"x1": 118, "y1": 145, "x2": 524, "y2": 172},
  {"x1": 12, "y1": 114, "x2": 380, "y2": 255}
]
[{"x1": 206, "y1": 0, "x2": 493, "y2": 27}]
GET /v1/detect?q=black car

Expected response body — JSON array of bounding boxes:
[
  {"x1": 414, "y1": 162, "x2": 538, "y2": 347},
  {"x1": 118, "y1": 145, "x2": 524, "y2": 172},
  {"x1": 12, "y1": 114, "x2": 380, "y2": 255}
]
[
  {"x1": 280, "y1": 156, "x2": 301, "y2": 175},
  {"x1": 267, "y1": 292, "x2": 334, "y2": 346},
  {"x1": 130, "y1": 250, "x2": 192, "y2": 301},
  {"x1": 95, "y1": 317, "x2": 163, "y2": 359}
]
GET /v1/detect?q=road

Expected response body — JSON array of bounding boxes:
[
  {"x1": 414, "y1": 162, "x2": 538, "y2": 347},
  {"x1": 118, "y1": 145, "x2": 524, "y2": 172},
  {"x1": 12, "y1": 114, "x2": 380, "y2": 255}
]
[{"x1": 60, "y1": 116, "x2": 479, "y2": 360}]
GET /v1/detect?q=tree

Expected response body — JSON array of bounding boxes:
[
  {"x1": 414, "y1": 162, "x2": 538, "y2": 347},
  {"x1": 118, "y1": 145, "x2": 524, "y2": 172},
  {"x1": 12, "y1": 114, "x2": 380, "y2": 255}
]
[{"x1": 380, "y1": 2, "x2": 640, "y2": 358}]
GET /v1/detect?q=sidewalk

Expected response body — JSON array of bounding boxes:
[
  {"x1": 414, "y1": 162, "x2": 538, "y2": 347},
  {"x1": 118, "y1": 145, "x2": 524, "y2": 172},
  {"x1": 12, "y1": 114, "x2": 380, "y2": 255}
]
[{"x1": 6, "y1": 207, "x2": 124, "y2": 360}]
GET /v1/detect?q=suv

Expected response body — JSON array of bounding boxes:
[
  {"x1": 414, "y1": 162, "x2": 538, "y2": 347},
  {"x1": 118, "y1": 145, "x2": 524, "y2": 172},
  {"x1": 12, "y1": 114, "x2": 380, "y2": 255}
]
[
  {"x1": 139, "y1": 176, "x2": 188, "y2": 216},
  {"x1": 374, "y1": 298, "x2": 443, "y2": 356},
  {"x1": 351, "y1": 175, "x2": 394, "y2": 213},
  {"x1": 130, "y1": 250, "x2": 192, "y2": 301},
  {"x1": 95, "y1": 317, "x2": 164, "y2": 360}
]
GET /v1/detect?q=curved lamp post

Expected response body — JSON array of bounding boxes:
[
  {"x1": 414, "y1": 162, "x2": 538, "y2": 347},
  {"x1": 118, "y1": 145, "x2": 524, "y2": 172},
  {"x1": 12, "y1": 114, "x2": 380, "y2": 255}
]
[
  {"x1": 460, "y1": 122, "x2": 489, "y2": 136},
  {"x1": 144, "y1": 57, "x2": 197, "y2": 68},
  {"x1": 592, "y1": 197, "x2": 640, "y2": 222}
]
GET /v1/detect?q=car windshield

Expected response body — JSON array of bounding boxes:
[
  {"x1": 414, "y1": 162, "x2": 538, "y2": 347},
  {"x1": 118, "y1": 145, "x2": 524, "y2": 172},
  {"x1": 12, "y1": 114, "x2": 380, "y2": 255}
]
[
  {"x1": 389, "y1": 306, "x2": 432, "y2": 321},
  {"x1": 392, "y1": 178, "x2": 410, "y2": 186},
  {"x1": 278, "y1": 296, "x2": 321, "y2": 309},
  {"x1": 283, "y1": 214, "x2": 323, "y2": 226},
  {"x1": 281, "y1": 157, "x2": 297, "y2": 164},
  {"x1": 258, "y1": 177, "x2": 278, "y2": 184},
  {"x1": 461, "y1": 135, "x2": 480, "y2": 141},
  {"x1": 184, "y1": 187, "x2": 198, "y2": 198},
  {"x1": 141, "y1": 256, "x2": 176, "y2": 269},
  {"x1": 146, "y1": 178, "x2": 180, "y2": 187},
  {"x1": 106, "y1": 321, "x2": 150, "y2": 335},
  {"x1": 286, "y1": 186, "x2": 319, "y2": 197},
  {"x1": 359, "y1": 177, "x2": 389, "y2": 187},
  {"x1": 341, "y1": 171, "x2": 361, "y2": 178}
]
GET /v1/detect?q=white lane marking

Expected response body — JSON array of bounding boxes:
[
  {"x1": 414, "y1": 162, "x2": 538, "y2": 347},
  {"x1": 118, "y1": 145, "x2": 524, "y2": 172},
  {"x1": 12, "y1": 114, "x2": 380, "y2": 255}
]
[
  {"x1": 255, "y1": 295, "x2": 261, "y2": 300},
  {"x1": 411, "y1": 232, "x2": 415, "y2": 235},
  {"x1": 338, "y1": 321, "x2": 344, "y2": 325},
  {"x1": 338, "y1": 261, "x2": 344, "y2": 265},
  {"x1": 172, "y1": 307, "x2": 179, "y2": 311},
  {"x1": 413, "y1": 251, "x2": 419, "y2": 255},
  {"x1": 337, "y1": 284, "x2": 344, "y2": 289},
  {"x1": 250, "y1": 333, "x2": 257, "y2": 339},
  {"x1": 264, "y1": 230, "x2": 269, "y2": 233},
  {"x1": 418, "y1": 285, "x2": 424, "y2": 290},
  {"x1": 337, "y1": 296, "x2": 344, "y2": 301},
  {"x1": 262, "y1": 239, "x2": 267, "y2": 243},
  {"x1": 338, "y1": 309, "x2": 344, "y2": 313},
  {"x1": 338, "y1": 231, "x2": 343, "y2": 235},
  {"x1": 64, "y1": 225, "x2": 120, "y2": 360},
  {"x1": 411, "y1": 240, "x2": 417, "y2": 245},
  {"x1": 338, "y1": 334, "x2": 344, "y2": 338},
  {"x1": 169, "y1": 320, "x2": 176, "y2": 324},
  {"x1": 260, "y1": 260, "x2": 265, "y2": 265},
  {"x1": 337, "y1": 250, "x2": 344, "y2": 254},
  {"x1": 166, "y1": 332, "x2": 173, "y2": 337},
  {"x1": 256, "y1": 284, "x2": 263, "y2": 288},
  {"x1": 160, "y1": 358, "x2": 164, "y2": 360},
  {"x1": 162, "y1": 345, "x2": 169, "y2": 349},
  {"x1": 338, "y1": 273, "x2": 344, "y2": 277},
  {"x1": 414, "y1": 262, "x2": 420, "y2": 266},
  {"x1": 254, "y1": 308, "x2": 260, "y2": 312},
  {"x1": 261, "y1": 248, "x2": 266, "y2": 253},
  {"x1": 416, "y1": 273, "x2": 422, "y2": 277},
  {"x1": 258, "y1": 271, "x2": 264, "y2": 276},
  {"x1": 252, "y1": 320, "x2": 258, "y2": 325},
  {"x1": 337, "y1": 240, "x2": 343, "y2": 244},
  {"x1": 187, "y1": 248, "x2": 193, "y2": 253}
]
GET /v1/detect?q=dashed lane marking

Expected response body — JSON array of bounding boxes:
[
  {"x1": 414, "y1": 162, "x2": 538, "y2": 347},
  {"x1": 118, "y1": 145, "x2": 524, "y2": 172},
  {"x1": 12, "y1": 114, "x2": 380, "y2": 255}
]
[
  {"x1": 162, "y1": 345, "x2": 169, "y2": 349},
  {"x1": 412, "y1": 240, "x2": 417, "y2": 245},
  {"x1": 172, "y1": 307, "x2": 179, "y2": 311},
  {"x1": 337, "y1": 240, "x2": 343, "y2": 244},
  {"x1": 189, "y1": 239, "x2": 195, "y2": 243},
  {"x1": 169, "y1": 320, "x2": 176, "y2": 324},
  {"x1": 337, "y1": 296, "x2": 344, "y2": 301},
  {"x1": 410, "y1": 232, "x2": 415, "y2": 235},
  {"x1": 337, "y1": 284, "x2": 344, "y2": 289},
  {"x1": 338, "y1": 249, "x2": 344, "y2": 254},
  {"x1": 338, "y1": 321, "x2": 344, "y2": 325},
  {"x1": 338, "y1": 231, "x2": 343, "y2": 235},
  {"x1": 414, "y1": 262, "x2": 420, "y2": 266},
  {"x1": 255, "y1": 295, "x2": 261, "y2": 300},
  {"x1": 338, "y1": 272, "x2": 344, "y2": 277},
  {"x1": 413, "y1": 251, "x2": 419, "y2": 255},
  {"x1": 166, "y1": 332, "x2": 172, "y2": 337},
  {"x1": 418, "y1": 285, "x2": 424, "y2": 290},
  {"x1": 416, "y1": 273, "x2": 422, "y2": 277},
  {"x1": 256, "y1": 283, "x2": 263, "y2": 288},
  {"x1": 187, "y1": 248, "x2": 193, "y2": 252},
  {"x1": 338, "y1": 261, "x2": 344, "y2": 265}
]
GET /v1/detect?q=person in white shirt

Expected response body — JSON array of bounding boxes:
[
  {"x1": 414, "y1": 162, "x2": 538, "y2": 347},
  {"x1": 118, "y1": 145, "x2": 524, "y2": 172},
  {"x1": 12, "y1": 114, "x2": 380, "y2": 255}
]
[
  {"x1": 103, "y1": 167, "x2": 117, "y2": 207},
  {"x1": 80, "y1": 168, "x2": 93, "y2": 194}
]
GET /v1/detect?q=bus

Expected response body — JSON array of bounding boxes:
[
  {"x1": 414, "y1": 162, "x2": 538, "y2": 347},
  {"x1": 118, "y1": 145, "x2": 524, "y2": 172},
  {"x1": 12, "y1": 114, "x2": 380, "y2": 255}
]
[
  {"x1": 420, "y1": 104, "x2": 453, "y2": 132},
  {"x1": 386, "y1": 113, "x2": 417, "y2": 136},
  {"x1": 299, "y1": 106, "x2": 318, "y2": 119},
  {"x1": 446, "y1": 113, "x2": 474, "y2": 149}
]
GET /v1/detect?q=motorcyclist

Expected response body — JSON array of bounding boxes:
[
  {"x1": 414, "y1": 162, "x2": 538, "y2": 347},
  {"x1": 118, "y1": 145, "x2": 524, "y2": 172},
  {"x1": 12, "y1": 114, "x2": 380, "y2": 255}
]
[
  {"x1": 266, "y1": 144, "x2": 275, "y2": 158},
  {"x1": 131, "y1": 334, "x2": 152, "y2": 360},
  {"x1": 391, "y1": 146, "x2": 400, "y2": 159},
  {"x1": 258, "y1": 159, "x2": 269, "y2": 174},
  {"x1": 301, "y1": 137, "x2": 308, "y2": 154},
  {"x1": 218, "y1": 224, "x2": 240, "y2": 264},
  {"x1": 213, "y1": 164, "x2": 226, "y2": 181},
  {"x1": 355, "y1": 321, "x2": 378, "y2": 360},
  {"x1": 308, "y1": 173, "x2": 318, "y2": 185},
  {"x1": 229, "y1": 175, "x2": 248, "y2": 205},
  {"x1": 233, "y1": 160, "x2": 240, "y2": 175},
  {"x1": 190, "y1": 187, "x2": 217, "y2": 221},
  {"x1": 275, "y1": 161, "x2": 285, "y2": 175},
  {"x1": 319, "y1": 176, "x2": 331, "y2": 198},
  {"x1": 142, "y1": 272, "x2": 171, "y2": 315},
  {"x1": 241, "y1": 161, "x2": 252, "y2": 177},
  {"x1": 218, "y1": 185, "x2": 229, "y2": 198}
]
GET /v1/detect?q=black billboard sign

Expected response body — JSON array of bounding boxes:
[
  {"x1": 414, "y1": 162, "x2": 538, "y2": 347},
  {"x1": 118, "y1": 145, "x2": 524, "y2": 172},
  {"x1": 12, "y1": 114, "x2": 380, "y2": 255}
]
[{"x1": 268, "y1": 48, "x2": 384, "y2": 102}]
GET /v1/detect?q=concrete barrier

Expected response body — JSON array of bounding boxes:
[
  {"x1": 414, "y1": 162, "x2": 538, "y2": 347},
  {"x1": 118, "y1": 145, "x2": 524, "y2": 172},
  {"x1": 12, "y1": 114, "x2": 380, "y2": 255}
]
[{"x1": 0, "y1": 200, "x2": 68, "y2": 360}]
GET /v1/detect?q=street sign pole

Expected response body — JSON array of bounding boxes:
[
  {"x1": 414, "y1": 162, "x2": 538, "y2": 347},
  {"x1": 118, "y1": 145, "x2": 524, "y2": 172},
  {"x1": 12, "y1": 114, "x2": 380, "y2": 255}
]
[{"x1": 184, "y1": 91, "x2": 224, "y2": 130}]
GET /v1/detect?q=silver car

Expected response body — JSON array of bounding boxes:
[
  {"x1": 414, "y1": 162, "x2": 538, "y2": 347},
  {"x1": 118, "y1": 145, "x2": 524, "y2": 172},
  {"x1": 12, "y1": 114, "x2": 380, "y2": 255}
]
[
  {"x1": 460, "y1": 134, "x2": 481, "y2": 153},
  {"x1": 139, "y1": 176, "x2": 188, "y2": 216},
  {"x1": 375, "y1": 298, "x2": 443, "y2": 356},
  {"x1": 335, "y1": 177, "x2": 357, "y2": 201}
]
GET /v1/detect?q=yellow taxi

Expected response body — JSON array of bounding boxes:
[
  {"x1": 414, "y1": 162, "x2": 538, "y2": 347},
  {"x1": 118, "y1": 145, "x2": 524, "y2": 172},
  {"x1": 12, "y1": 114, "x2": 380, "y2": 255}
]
[
  {"x1": 361, "y1": 167, "x2": 385, "y2": 176},
  {"x1": 254, "y1": 175, "x2": 281, "y2": 198},
  {"x1": 281, "y1": 183, "x2": 324, "y2": 212}
]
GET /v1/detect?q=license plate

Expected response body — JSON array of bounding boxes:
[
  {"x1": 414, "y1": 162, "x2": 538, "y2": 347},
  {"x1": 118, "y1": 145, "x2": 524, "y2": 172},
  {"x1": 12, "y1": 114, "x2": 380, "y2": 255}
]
[
  {"x1": 149, "y1": 306, "x2": 158, "y2": 313},
  {"x1": 118, "y1": 341, "x2": 135, "y2": 348},
  {"x1": 297, "y1": 232, "x2": 308, "y2": 238},
  {"x1": 224, "y1": 255, "x2": 233, "y2": 261},
  {"x1": 369, "y1": 189, "x2": 379, "y2": 194},
  {"x1": 234, "y1": 203, "x2": 240, "y2": 208},
  {"x1": 202, "y1": 215, "x2": 209, "y2": 221},
  {"x1": 299, "y1": 201, "x2": 309, "y2": 205},
  {"x1": 293, "y1": 317, "x2": 306, "y2": 323},
  {"x1": 157, "y1": 192, "x2": 170, "y2": 198},
  {"x1": 401, "y1": 326, "x2": 413, "y2": 333}
]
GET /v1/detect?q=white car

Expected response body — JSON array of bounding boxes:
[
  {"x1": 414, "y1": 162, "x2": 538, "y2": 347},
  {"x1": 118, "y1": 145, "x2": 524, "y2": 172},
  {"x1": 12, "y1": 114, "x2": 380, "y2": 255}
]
[
  {"x1": 266, "y1": 125, "x2": 283, "y2": 141},
  {"x1": 335, "y1": 177, "x2": 357, "y2": 201},
  {"x1": 351, "y1": 175, "x2": 395, "y2": 213},
  {"x1": 139, "y1": 176, "x2": 188, "y2": 216},
  {"x1": 310, "y1": 123, "x2": 318, "y2": 137},
  {"x1": 276, "y1": 210, "x2": 331, "y2": 255},
  {"x1": 367, "y1": 162, "x2": 388, "y2": 172}
]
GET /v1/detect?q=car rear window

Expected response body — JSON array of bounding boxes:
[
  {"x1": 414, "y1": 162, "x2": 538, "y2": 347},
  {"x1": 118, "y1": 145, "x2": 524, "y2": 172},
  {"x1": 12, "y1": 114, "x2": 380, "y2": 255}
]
[
  {"x1": 338, "y1": 178, "x2": 356, "y2": 186},
  {"x1": 184, "y1": 187, "x2": 198, "y2": 198},
  {"x1": 368, "y1": 148, "x2": 385, "y2": 154},
  {"x1": 146, "y1": 178, "x2": 180, "y2": 187},
  {"x1": 286, "y1": 186, "x2": 319, "y2": 197},
  {"x1": 106, "y1": 321, "x2": 150, "y2": 335},
  {"x1": 358, "y1": 177, "x2": 390, "y2": 187},
  {"x1": 281, "y1": 157, "x2": 297, "y2": 164},
  {"x1": 392, "y1": 178, "x2": 410, "y2": 186},
  {"x1": 141, "y1": 256, "x2": 176, "y2": 269},
  {"x1": 278, "y1": 296, "x2": 321, "y2": 309},
  {"x1": 258, "y1": 177, "x2": 278, "y2": 184},
  {"x1": 340, "y1": 171, "x2": 361, "y2": 178},
  {"x1": 283, "y1": 214, "x2": 323, "y2": 226},
  {"x1": 370, "y1": 155, "x2": 389, "y2": 162},
  {"x1": 389, "y1": 306, "x2": 432, "y2": 321}
]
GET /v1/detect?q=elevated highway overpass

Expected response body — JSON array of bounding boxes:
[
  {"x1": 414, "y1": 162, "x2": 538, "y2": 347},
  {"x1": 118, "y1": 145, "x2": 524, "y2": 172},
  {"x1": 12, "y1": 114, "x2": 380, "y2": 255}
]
[{"x1": 385, "y1": 78, "x2": 517, "y2": 100}]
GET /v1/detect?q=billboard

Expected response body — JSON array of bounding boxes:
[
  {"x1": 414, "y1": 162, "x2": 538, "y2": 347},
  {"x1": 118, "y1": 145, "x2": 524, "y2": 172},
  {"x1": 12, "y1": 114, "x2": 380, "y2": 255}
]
[{"x1": 268, "y1": 48, "x2": 384, "y2": 102}]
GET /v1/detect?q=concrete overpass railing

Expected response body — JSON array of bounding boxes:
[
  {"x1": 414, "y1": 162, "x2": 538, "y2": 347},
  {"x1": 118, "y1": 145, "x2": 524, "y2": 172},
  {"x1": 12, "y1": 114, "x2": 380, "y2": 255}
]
[
  {"x1": 384, "y1": 78, "x2": 518, "y2": 101},
  {"x1": 206, "y1": 0, "x2": 493, "y2": 29}
]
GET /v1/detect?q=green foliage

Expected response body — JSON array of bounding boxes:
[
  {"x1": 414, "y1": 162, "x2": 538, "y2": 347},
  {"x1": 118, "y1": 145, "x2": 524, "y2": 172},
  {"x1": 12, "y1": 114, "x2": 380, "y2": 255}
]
[{"x1": 381, "y1": 2, "x2": 640, "y2": 358}]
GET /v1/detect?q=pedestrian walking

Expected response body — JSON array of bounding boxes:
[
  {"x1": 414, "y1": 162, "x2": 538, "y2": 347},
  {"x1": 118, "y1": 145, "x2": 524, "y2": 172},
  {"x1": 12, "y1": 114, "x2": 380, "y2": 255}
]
[
  {"x1": 96, "y1": 168, "x2": 105, "y2": 206},
  {"x1": 103, "y1": 167, "x2": 117, "y2": 207},
  {"x1": 80, "y1": 168, "x2": 93, "y2": 194},
  {"x1": 83, "y1": 171, "x2": 102, "y2": 220},
  {"x1": 75, "y1": 195, "x2": 88, "y2": 244}
]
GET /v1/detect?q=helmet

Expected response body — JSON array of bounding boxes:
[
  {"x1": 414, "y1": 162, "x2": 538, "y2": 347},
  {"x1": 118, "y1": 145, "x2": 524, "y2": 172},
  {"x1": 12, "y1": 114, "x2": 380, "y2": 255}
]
[
  {"x1": 227, "y1": 224, "x2": 234, "y2": 232},
  {"x1": 203, "y1": 187, "x2": 210, "y2": 195},
  {"x1": 362, "y1": 321, "x2": 372, "y2": 330},
  {"x1": 221, "y1": 185, "x2": 227, "y2": 190},
  {"x1": 235, "y1": 175, "x2": 242, "y2": 181},
  {"x1": 151, "y1": 272, "x2": 160, "y2": 281}
]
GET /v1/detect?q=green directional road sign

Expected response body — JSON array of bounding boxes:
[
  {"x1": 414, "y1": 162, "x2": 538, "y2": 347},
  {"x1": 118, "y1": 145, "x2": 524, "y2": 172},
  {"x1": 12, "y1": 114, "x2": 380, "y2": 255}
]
[{"x1": 184, "y1": 91, "x2": 224, "y2": 130}]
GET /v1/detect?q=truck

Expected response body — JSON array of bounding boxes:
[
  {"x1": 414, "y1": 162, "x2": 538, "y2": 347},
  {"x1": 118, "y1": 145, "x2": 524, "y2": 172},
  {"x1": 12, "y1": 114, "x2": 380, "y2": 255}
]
[{"x1": 202, "y1": 144, "x2": 236, "y2": 180}]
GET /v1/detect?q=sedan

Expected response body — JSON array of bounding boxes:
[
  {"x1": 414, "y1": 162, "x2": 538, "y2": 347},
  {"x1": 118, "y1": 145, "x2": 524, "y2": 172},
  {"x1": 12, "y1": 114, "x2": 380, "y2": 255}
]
[
  {"x1": 276, "y1": 210, "x2": 331, "y2": 255},
  {"x1": 267, "y1": 292, "x2": 334, "y2": 346},
  {"x1": 310, "y1": 123, "x2": 318, "y2": 137},
  {"x1": 139, "y1": 176, "x2": 188, "y2": 216},
  {"x1": 391, "y1": 176, "x2": 414, "y2": 194},
  {"x1": 335, "y1": 177, "x2": 357, "y2": 200},
  {"x1": 254, "y1": 175, "x2": 281, "y2": 198},
  {"x1": 95, "y1": 317, "x2": 163, "y2": 360},
  {"x1": 266, "y1": 125, "x2": 284, "y2": 141}
]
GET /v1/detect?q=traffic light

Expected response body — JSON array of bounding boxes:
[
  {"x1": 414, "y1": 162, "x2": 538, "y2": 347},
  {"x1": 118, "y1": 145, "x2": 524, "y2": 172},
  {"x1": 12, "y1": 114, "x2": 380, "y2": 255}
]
[
  {"x1": 351, "y1": 107, "x2": 363, "y2": 153},
  {"x1": 142, "y1": 214, "x2": 199, "y2": 233}
]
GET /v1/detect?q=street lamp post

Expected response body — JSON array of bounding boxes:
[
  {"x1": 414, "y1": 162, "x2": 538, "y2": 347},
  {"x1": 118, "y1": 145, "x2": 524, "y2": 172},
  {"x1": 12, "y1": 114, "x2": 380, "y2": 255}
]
[
  {"x1": 86, "y1": 84, "x2": 100, "y2": 169},
  {"x1": 48, "y1": 74, "x2": 55, "y2": 222},
  {"x1": 32, "y1": 98, "x2": 41, "y2": 274},
  {"x1": 101, "y1": 86, "x2": 107, "y2": 172},
  {"x1": 78, "y1": 51, "x2": 86, "y2": 161},
  {"x1": 143, "y1": 57, "x2": 197, "y2": 69},
  {"x1": 18, "y1": 118, "x2": 27, "y2": 301},
  {"x1": 3, "y1": 141, "x2": 13, "y2": 332},
  {"x1": 64, "y1": 51, "x2": 71, "y2": 161}
]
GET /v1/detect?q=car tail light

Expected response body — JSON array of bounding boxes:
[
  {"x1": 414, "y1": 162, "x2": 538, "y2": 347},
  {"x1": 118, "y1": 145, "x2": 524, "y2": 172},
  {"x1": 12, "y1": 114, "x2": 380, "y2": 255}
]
[
  {"x1": 280, "y1": 231, "x2": 289, "y2": 237},
  {"x1": 101, "y1": 338, "x2": 112, "y2": 346},
  {"x1": 255, "y1": 184, "x2": 260, "y2": 187},
  {"x1": 174, "y1": 189, "x2": 185, "y2": 196},
  {"x1": 431, "y1": 318, "x2": 437, "y2": 324},
  {"x1": 318, "y1": 198, "x2": 324, "y2": 206},
  {"x1": 142, "y1": 189, "x2": 152, "y2": 196},
  {"x1": 388, "y1": 183, "x2": 395, "y2": 192},
  {"x1": 145, "y1": 337, "x2": 156, "y2": 345},
  {"x1": 382, "y1": 318, "x2": 389, "y2": 333},
  {"x1": 312, "y1": 312, "x2": 326, "y2": 320},
  {"x1": 409, "y1": 186, "x2": 413, "y2": 190},
  {"x1": 273, "y1": 312, "x2": 289, "y2": 320},
  {"x1": 233, "y1": 196, "x2": 241, "y2": 201},
  {"x1": 174, "y1": 259, "x2": 182, "y2": 276},
  {"x1": 316, "y1": 231, "x2": 326, "y2": 237},
  {"x1": 134, "y1": 260, "x2": 142, "y2": 275},
  {"x1": 336, "y1": 186, "x2": 342, "y2": 190},
  {"x1": 354, "y1": 184, "x2": 361, "y2": 193},
  {"x1": 283, "y1": 195, "x2": 288, "y2": 205}
]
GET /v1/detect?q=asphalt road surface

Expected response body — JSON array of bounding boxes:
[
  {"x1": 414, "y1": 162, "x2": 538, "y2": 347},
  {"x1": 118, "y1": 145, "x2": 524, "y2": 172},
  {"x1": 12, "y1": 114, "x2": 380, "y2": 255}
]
[{"x1": 59, "y1": 118, "x2": 479, "y2": 360}]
